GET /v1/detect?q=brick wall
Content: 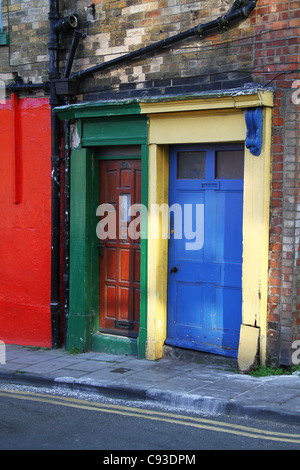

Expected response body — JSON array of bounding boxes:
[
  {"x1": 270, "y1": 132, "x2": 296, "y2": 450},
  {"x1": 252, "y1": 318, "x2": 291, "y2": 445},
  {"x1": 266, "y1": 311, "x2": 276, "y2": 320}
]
[
  {"x1": 250, "y1": 0, "x2": 300, "y2": 366},
  {"x1": 68, "y1": 0, "x2": 256, "y2": 98},
  {"x1": 0, "y1": 0, "x2": 49, "y2": 84},
  {"x1": 1, "y1": 0, "x2": 256, "y2": 92},
  {"x1": 0, "y1": 1, "x2": 298, "y2": 104}
]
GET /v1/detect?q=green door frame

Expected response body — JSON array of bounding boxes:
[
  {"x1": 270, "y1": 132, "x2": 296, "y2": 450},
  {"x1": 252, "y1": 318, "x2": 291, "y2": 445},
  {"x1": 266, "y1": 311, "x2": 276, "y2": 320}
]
[{"x1": 55, "y1": 101, "x2": 149, "y2": 358}]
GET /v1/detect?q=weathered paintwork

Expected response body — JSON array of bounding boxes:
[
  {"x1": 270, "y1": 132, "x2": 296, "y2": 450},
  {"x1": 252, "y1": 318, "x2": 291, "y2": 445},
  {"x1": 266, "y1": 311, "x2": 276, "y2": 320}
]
[
  {"x1": 166, "y1": 144, "x2": 244, "y2": 358},
  {"x1": 55, "y1": 91, "x2": 272, "y2": 365},
  {"x1": 65, "y1": 108, "x2": 149, "y2": 357}
]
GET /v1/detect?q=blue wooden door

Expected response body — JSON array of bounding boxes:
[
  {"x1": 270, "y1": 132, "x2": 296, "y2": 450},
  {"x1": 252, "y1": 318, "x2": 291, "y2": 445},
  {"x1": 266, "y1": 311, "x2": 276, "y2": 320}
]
[{"x1": 166, "y1": 145, "x2": 244, "y2": 358}]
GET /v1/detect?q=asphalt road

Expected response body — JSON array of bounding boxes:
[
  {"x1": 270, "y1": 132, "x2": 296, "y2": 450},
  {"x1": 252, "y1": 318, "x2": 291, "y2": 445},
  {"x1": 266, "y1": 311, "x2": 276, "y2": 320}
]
[{"x1": 0, "y1": 383, "x2": 299, "y2": 452}]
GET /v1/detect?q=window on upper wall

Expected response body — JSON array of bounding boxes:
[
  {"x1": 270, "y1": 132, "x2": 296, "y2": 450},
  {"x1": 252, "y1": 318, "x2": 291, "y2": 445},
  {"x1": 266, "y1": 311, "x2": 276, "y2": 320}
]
[{"x1": 0, "y1": 0, "x2": 10, "y2": 46}]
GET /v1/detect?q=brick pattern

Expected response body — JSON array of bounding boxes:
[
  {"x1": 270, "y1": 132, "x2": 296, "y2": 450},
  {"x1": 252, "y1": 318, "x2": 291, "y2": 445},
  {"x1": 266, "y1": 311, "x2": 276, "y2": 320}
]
[
  {"x1": 0, "y1": 0, "x2": 299, "y2": 365},
  {"x1": 0, "y1": 0, "x2": 49, "y2": 83},
  {"x1": 1, "y1": 0, "x2": 255, "y2": 89},
  {"x1": 250, "y1": 0, "x2": 300, "y2": 366},
  {"x1": 70, "y1": 0, "x2": 255, "y2": 95}
]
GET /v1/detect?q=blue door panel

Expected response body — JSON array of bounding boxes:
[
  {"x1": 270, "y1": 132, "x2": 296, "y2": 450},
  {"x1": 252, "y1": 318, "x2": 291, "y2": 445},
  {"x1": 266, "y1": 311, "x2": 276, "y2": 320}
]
[
  {"x1": 222, "y1": 264, "x2": 242, "y2": 288},
  {"x1": 176, "y1": 282, "x2": 204, "y2": 327},
  {"x1": 166, "y1": 145, "x2": 244, "y2": 358},
  {"x1": 215, "y1": 191, "x2": 243, "y2": 263},
  {"x1": 174, "y1": 190, "x2": 205, "y2": 259},
  {"x1": 196, "y1": 263, "x2": 220, "y2": 283},
  {"x1": 214, "y1": 286, "x2": 242, "y2": 333}
]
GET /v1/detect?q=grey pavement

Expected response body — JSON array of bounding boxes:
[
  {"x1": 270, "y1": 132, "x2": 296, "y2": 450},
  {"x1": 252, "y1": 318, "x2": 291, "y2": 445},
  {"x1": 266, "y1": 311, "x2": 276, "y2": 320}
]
[{"x1": 0, "y1": 344, "x2": 299, "y2": 425}]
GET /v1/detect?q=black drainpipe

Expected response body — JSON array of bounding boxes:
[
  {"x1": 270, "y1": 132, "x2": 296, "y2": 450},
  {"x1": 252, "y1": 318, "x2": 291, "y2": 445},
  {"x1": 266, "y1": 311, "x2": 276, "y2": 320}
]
[
  {"x1": 71, "y1": 0, "x2": 257, "y2": 82},
  {"x1": 48, "y1": 0, "x2": 78, "y2": 348},
  {"x1": 49, "y1": 0, "x2": 61, "y2": 348}
]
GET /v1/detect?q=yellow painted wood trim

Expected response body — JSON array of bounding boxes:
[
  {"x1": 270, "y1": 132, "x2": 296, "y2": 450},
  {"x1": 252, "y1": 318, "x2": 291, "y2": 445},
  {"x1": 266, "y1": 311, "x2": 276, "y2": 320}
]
[
  {"x1": 140, "y1": 90, "x2": 273, "y2": 115},
  {"x1": 148, "y1": 112, "x2": 246, "y2": 145},
  {"x1": 146, "y1": 144, "x2": 169, "y2": 361},
  {"x1": 237, "y1": 325, "x2": 260, "y2": 373},
  {"x1": 260, "y1": 107, "x2": 273, "y2": 365},
  {"x1": 240, "y1": 107, "x2": 272, "y2": 366},
  {"x1": 144, "y1": 97, "x2": 273, "y2": 362}
]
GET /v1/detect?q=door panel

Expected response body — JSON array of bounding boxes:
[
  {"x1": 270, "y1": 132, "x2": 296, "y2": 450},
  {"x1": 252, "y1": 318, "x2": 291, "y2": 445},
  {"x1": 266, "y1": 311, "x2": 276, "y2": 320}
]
[
  {"x1": 176, "y1": 283, "x2": 204, "y2": 327},
  {"x1": 166, "y1": 145, "x2": 244, "y2": 357},
  {"x1": 99, "y1": 159, "x2": 141, "y2": 337}
]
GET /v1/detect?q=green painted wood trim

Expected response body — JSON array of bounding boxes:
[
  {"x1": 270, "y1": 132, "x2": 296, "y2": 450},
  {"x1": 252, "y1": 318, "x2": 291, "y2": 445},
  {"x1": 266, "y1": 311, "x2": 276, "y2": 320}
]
[
  {"x1": 97, "y1": 155, "x2": 141, "y2": 160},
  {"x1": 82, "y1": 115, "x2": 148, "y2": 147},
  {"x1": 137, "y1": 144, "x2": 149, "y2": 358},
  {"x1": 67, "y1": 147, "x2": 99, "y2": 352},
  {"x1": 54, "y1": 99, "x2": 141, "y2": 120},
  {"x1": 92, "y1": 333, "x2": 138, "y2": 356},
  {"x1": 0, "y1": 32, "x2": 9, "y2": 45},
  {"x1": 54, "y1": 90, "x2": 271, "y2": 120},
  {"x1": 68, "y1": 145, "x2": 148, "y2": 357},
  {"x1": 65, "y1": 108, "x2": 149, "y2": 358}
]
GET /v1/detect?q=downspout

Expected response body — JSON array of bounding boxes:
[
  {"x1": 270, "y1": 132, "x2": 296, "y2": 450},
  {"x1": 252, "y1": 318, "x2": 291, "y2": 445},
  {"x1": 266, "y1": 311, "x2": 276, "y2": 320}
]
[
  {"x1": 71, "y1": 0, "x2": 257, "y2": 82},
  {"x1": 48, "y1": 0, "x2": 79, "y2": 348},
  {"x1": 62, "y1": 118, "x2": 71, "y2": 345},
  {"x1": 49, "y1": 0, "x2": 62, "y2": 348},
  {"x1": 64, "y1": 29, "x2": 86, "y2": 80},
  {"x1": 61, "y1": 30, "x2": 86, "y2": 347}
]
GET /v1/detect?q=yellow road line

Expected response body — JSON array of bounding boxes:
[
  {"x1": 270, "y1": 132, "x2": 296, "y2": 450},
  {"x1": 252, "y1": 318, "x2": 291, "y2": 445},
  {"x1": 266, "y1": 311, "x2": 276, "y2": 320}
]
[{"x1": 0, "y1": 388, "x2": 299, "y2": 444}]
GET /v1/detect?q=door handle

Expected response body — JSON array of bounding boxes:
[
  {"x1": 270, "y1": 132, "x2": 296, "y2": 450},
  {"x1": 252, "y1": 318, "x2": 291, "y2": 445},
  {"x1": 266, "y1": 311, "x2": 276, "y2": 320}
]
[{"x1": 169, "y1": 266, "x2": 178, "y2": 274}]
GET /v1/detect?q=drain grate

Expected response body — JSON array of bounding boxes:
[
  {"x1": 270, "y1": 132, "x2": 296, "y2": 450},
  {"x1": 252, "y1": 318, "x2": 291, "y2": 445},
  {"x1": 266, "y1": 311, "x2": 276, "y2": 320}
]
[{"x1": 110, "y1": 367, "x2": 132, "y2": 374}]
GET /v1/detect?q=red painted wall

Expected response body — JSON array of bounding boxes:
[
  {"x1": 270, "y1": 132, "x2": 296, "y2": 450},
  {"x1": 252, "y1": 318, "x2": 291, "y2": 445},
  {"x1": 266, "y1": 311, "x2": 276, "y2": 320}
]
[{"x1": 0, "y1": 97, "x2": 52, "y2": 347}]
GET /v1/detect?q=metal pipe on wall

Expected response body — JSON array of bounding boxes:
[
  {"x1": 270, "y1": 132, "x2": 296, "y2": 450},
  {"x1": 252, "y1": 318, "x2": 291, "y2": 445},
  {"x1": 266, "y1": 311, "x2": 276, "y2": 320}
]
[
  {"x1": 48, "y1": 1, "x2": 78, "y2": 348},
  {"x1": 49, "y1": 0, "x2": 62, "y2": 348},
  {"x1": 71, "y1": 0, "x2": 257, "y2": 82}
]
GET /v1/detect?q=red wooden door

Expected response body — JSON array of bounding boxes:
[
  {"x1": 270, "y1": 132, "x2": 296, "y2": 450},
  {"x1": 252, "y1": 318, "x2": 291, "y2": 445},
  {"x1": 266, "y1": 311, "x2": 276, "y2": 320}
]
[{"x1": 99, "y1": 159, "x2": 141, "y2": 337}]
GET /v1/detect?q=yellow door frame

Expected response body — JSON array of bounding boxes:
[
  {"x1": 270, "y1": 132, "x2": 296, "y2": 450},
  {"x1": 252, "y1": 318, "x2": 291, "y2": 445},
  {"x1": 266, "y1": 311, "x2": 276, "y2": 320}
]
[{"x1": 140, "y1": 90, "x2": 273, "y2": 369}]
